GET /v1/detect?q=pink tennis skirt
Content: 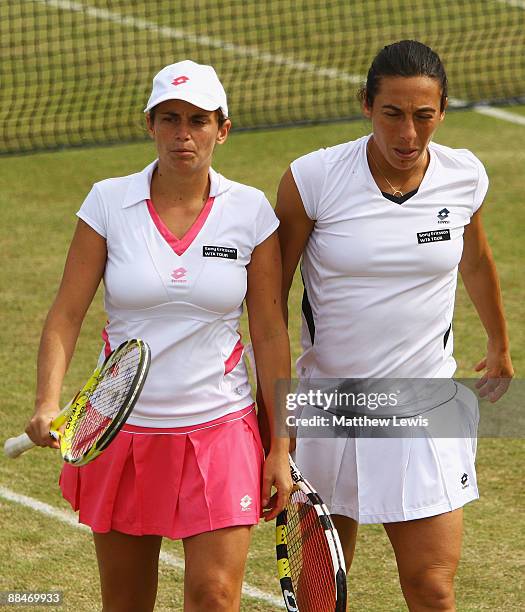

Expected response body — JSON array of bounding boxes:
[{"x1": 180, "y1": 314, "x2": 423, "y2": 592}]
[{"x1": 59, "y1": 405, "x2": 263, "y2": 539}]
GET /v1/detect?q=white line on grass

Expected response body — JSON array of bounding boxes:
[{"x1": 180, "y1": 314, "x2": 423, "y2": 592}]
[
  {"x1": 33, "y1": 0, "x2": 362, "y2": 84},
  {"x1": 497, "y1": 0, "x2": 525, "y2": 9},
  {"x1": 0, "y1": 485, "x2": 284, "y2": 609},
  {"x1": 472, "y1": 106, "x2": 525, "y2": 126}
]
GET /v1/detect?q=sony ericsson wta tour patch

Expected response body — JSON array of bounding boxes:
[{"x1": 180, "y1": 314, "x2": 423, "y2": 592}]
[
  {"x1": 417, "y1": 229, "x2": 451, "y2": 244},
  {"x1": 202, "y1": 245, "x2": 238, "y2": 259}
]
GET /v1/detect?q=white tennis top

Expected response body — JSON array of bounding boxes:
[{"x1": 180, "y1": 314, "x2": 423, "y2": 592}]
[
  {"x1": 291, "y1": 135, "x2": 488, "y2": 381},
  {"x1": 78, "y1": 160, "x2": 279, "y2": 426}
]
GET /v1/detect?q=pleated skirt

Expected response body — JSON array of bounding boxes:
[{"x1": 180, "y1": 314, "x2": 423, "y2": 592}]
[{"x1": 60, "y1": 405, "x2": 264, "y2": 539}]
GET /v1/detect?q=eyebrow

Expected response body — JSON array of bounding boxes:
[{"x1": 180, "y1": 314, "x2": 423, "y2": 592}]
[
  {"x1": 160, "y1": 111, "x2": 211, "y2": 119},
  {"x1": 382, "y1": 104, "x2": 437, "y2": 113}
]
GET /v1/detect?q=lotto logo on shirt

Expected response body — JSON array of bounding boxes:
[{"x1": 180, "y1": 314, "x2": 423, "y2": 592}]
[
  {"x1": 437, "y1": 208, "x2": 450, "y2": 224},
  {"x1": 171, "y1": 267, "x2": 187, "y2": 283}
]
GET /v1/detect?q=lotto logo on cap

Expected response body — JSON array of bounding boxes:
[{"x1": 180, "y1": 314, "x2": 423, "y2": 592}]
[
  {"x1": 144, "y1": 60, "x2": 228, "y2": 117},
  {"x1": 172, "y1": 75, "x2": 190, "y2": 86}
]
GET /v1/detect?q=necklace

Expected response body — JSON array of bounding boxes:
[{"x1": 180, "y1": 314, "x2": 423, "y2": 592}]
[{"x1": 367, "y1": 146, "x2": 418, "y2": 198}]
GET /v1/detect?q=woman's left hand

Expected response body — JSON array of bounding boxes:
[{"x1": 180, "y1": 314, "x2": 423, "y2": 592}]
[
  {"x1": 474, "y1": 342, "x2": 514, "y2": 402},
  {"x1": 261, "y1": 447, "x2": 293, "y2": 522}
]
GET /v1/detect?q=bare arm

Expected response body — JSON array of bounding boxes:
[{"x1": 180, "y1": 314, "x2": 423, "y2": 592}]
[
  {"x1": 256, "y1": 168, "x2": 315, "y2": 453},
  {"x1": 459, "y1": 208, "x2": 513, "y2": 401},
  {"x1": 246, "y1": 231, "x2": 292, "y2": 520},
  {"x1": 26, "y1": 220, "x2": 107, "y2": 446},
  {"x1": 275, "y1": 168, "x2": 315, "y2": 321}
]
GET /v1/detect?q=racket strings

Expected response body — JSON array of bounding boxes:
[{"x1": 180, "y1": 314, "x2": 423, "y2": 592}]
[
  {"x1": 68, "y1": 346, "x2": 141, "y2": 459},
  {"x1": 286, "y1": 490, "x2": 337, "y2": 612}
]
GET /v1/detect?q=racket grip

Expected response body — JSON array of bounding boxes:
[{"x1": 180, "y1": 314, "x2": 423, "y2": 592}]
[{"x1": 4, "y1": 433, "x2": 35, "y2": 458}]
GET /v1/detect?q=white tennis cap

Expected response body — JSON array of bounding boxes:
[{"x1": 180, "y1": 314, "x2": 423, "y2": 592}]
[{"x1": 144, "y1": 60, "x2": 228, "y2": 117}]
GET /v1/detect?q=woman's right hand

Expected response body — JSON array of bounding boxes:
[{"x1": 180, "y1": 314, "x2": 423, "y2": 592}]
[
  {"x1": 25, "y1": 407, "x2": 61, "y2": 448},
  {"x1": 261, "y1": 445, "x2": 293, "y2": 522}
]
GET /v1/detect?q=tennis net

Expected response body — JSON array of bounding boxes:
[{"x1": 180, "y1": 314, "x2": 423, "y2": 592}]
[{"x1": 2, "y1": 0, "x2": 524, "y2": 154}]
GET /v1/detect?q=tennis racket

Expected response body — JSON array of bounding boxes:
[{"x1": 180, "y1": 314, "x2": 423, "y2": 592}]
[
  {"x1": 276, "y1": 456, "x2": 347, "y2": 612},
  {"x1": 4, "y1": 338, "x2": 151, "y2": 466}
]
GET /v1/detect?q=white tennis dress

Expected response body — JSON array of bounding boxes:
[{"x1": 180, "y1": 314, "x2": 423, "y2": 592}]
[
  {"x1": 77, "y1": 160, "x2": 278, "y2": 428},
  {"x1": 291, "y1": 135, "x2": 486, "y2": 522}
]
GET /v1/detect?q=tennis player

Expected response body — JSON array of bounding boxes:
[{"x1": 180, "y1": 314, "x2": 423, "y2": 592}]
[
  {"x1": 25, "y1": 60, "x2": 292, "y2": 611},
  {"x1": 275, "y1": 41, "x2": 513, "y2": 610}
]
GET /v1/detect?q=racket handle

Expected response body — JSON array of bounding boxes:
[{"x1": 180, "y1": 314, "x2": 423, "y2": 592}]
[{"x1": 4, "y1": 433, "x2": 35, "y2": 458}]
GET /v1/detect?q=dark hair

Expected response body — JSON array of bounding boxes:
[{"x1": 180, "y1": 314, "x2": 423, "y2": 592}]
[
  {"x1": 359, "y1": 40, "x2": 448, "y2": 112},
  {"x1": 148, "y1": 106, "x2": 227, "y2": 126}
]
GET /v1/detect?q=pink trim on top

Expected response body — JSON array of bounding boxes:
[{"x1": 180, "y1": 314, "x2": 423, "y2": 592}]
[
  {"x1": 101, "y1": 322, "x2": 111, "y2": 358},
  {"x1": 224, "y1": 338, "x2": 244, "y2": 375},
  {"x1": 146, "y1": 197, "x2": 215, "y2": 256}
]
